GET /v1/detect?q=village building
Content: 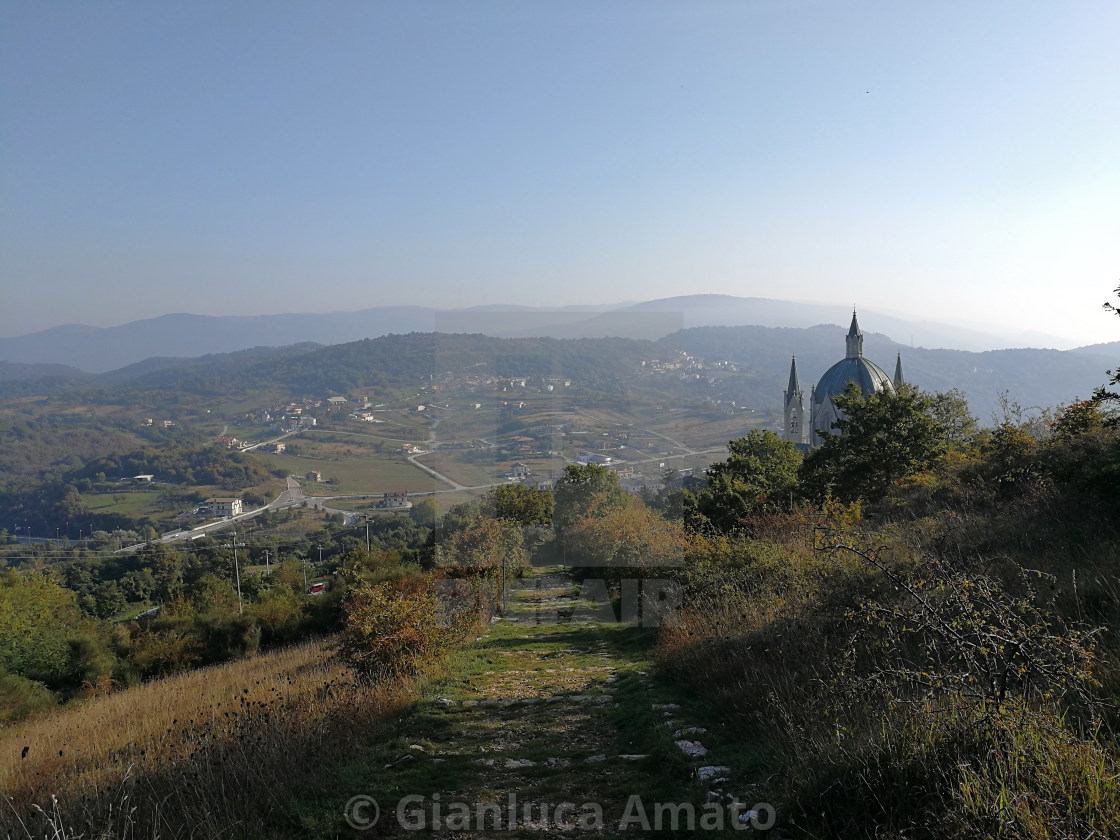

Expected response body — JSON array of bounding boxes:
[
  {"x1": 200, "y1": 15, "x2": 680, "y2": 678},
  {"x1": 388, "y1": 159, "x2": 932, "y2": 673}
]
[
  {"x1": 380, "y1": 490, "x2": 410, "y2": 509},
  {"x1": 205, "y1": 498, "x2": 243, "y2": 518}
]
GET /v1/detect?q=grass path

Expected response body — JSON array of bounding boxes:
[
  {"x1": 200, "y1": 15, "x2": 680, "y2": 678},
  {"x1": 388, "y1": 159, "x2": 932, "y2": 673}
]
[{"x1": 300, "y1": 566, "x2": 775, "y2": 838}]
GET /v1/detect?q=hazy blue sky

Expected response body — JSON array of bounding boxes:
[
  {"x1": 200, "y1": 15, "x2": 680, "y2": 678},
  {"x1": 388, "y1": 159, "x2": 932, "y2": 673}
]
[{"x1": 2, "y1": 1, "x2": 1118, "y2": 345}]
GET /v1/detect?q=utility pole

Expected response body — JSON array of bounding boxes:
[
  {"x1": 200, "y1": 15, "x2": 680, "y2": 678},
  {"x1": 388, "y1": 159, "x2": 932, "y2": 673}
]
[
  {"x1": 365, "y1": 518, "x2": 370, "y2": 553},
  {"x1": 232, "y1": 530, "x2": 243, "y2": 615},
  {"x1": 317, "y1": 544, "x2": 324, "y2": 565},
  {"x1": 264, "y1": 549, "x2": 271, "y2": 575},
  {"x1": 501, "y1": 552, "x2": 508, "y2": 614}
]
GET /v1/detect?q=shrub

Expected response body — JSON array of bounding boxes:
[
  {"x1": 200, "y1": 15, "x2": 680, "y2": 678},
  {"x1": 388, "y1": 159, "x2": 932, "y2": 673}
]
[
  {"x1": 337, "y1": 582, "x2": 451, "y2": 682},
  {"x1": 782, "y1": 695, "x2": 1120, "y2": 839},
  {"x1": 0, "y1": 666, "x2": 55, "y2": 724}
]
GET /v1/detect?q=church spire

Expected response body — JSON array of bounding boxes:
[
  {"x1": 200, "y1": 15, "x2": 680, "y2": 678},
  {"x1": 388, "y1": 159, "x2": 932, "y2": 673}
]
[
  {"x1": 786, "y1": 355, "x2": 801, "y2": 400},
  {"x1": 845, "y1": 308, "x2": 864, "y2": 359},
  {"x1": 783, "y1": 355, "x2": 805, "y2": 444},
  {"x1": 894, "y1": 352, "x2": 905, "y2": 389}
]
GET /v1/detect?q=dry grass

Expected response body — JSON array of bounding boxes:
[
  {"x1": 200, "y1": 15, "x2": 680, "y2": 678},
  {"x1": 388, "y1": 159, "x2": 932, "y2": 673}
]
[
  {"x1": 655, "y1": 512, "x2": 1120, "y2": 839},
  {"x1": 0, "y1": 636, "x2": 416, "y2": 838},
  {"x1": 2, "y1": 640, "x2": 332, "y2": 793}
]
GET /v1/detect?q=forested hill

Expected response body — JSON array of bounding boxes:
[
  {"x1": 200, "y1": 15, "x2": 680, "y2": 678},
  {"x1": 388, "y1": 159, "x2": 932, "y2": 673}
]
[
  {"x1": 0, "y1": 333, "x2": 659, "y2": 405},
  {"x1": 0, "y1": 327, "x2": 1113, "y2": 422},
  {"x1": 669, "y1": 324, "x2": 1115, "y2": 423},
  {"x1": 129, "y1": 333, "x2": 653, "y2": 398}
]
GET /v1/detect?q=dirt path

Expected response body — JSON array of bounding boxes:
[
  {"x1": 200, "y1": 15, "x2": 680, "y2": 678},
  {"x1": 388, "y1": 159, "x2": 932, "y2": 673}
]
[{"x1": 306, "y1": 566, "x2": 776, "y2": 838}]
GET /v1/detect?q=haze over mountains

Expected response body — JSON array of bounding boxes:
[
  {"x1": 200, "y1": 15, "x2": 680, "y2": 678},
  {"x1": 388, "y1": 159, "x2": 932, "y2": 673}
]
[{"x1": 0, "y1": 295, "x2": 1082, "y2": 374}]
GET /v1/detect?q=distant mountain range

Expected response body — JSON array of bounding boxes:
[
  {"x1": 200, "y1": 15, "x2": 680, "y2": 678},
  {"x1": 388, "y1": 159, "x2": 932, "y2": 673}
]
[{"x1": 0, "y1": 295, "x2": 1082, "y2": 374}]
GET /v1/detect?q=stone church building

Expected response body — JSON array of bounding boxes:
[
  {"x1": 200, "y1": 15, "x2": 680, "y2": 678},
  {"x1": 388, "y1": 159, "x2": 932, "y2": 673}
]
[{"x1": 783, "y1": 311, "x2": 904, "y2": 447}]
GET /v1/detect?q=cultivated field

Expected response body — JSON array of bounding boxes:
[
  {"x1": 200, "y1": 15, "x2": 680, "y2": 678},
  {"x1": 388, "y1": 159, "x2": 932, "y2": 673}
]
[{"x1": 255, "y1": 451, "x2": 440, "y2": 494}]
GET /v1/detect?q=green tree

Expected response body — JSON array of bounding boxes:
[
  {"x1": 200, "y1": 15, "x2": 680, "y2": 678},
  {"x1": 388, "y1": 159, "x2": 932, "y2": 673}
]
[
  {"x1": 552, "y1": 463, "x2": 630, "y2": 538},
  {"x1": 120, "y1": 568, "x2": 156, "y2": 602},
  {"x1": 689, "y1": 430, "x2": 802, "y2": 533},
  {"x1": 91, "y1": 580, "x2": 127, "y2": 619},
  {"x1": 925, "y1": 388, "x2": 980, "y2": 452},
  {"x1": 409, "y1": 497, "x2": 439, "y2": 529},
  {"x1": 485, "y1": 482, "x2": 553, "y2": 527},
  {"x1": 801, "y1": 383, "x2": 946, "y2": 502},
  {"x1": 140, "y1": 543, "x2": 185, "y2": 601},
  {"x1": 187, "y1": 573, "x2": 240, "y2": 615},
  {"x1": 435, "y1": 518, "x2": 527, "y2": 578},
  {"x1": 0, "y1": 569, "x2": 99, "y2": 688},
  {"x1": 565, "y1": 501, "x2": 692, "y2": 571}
]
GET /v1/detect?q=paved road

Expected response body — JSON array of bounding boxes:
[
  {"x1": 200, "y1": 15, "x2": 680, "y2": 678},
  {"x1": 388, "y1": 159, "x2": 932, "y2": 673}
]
[
  {"x1": 407, "y1": 452, "x2": 466, "y2": 490},
  {"x1": 240, "y1": 429, "x2": 299, "y2": 452},
  {"x1": 270, "y1": 475, "x2": 306, "y2": 508},
  {"x1": 117, "y1": 476, "x2": 308, "y2": 552},
  {"x1": 571, "y1": 406, "x2": 698, "y2": 456},
  {"x1": 120, "y1": 403, "x2": 722, "y2": 554}
]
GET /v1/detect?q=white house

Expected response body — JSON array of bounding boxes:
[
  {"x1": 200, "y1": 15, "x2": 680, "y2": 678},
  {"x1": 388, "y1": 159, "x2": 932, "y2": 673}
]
[
  {"x1": 205, "y1": 498, "x2": 243, "y2": 518},
  {"x1": 380, "y1": 490, "x2": 411, "y2": 509}
]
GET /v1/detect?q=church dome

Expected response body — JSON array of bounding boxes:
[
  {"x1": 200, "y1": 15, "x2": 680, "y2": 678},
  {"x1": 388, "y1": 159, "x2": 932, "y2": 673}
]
[
  {"x1": 812, "y1": 356, "x2": 895, "y2": 404},
  {"x1": 794, "y1": 309, "x2": 903, "y2": 447}
]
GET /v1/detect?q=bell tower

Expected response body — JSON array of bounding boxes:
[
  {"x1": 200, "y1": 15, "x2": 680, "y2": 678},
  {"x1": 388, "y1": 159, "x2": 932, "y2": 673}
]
[{"x1": 783, "y1": 355, "x2": 806, "y2": 444}]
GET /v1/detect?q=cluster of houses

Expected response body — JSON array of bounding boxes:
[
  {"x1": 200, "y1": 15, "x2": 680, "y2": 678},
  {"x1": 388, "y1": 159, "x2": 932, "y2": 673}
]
[
  {"x1": 339, "y1": 395, "x2": 392, "y2": 424},
  {"x1": 240, "y1": 399, "x2": 322, "y2": 433},
  {"x1": 504, "y1": 463, "x2": 555, "y2": 492},
  {"x1": 494, "y1": 376, "x2": 571, "y2": 393},
  {"x1": 640, "y1": 351, "x2": 736, "y2": 386},
  {"x1": 239, "y1": 394, "x2": 402, "y2": 432}
]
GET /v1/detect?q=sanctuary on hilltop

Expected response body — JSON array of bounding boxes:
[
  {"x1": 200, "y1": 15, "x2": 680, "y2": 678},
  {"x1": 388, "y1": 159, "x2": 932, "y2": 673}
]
[{"x1": 783, "y1": 311, "x2": 904, "y2": 447}]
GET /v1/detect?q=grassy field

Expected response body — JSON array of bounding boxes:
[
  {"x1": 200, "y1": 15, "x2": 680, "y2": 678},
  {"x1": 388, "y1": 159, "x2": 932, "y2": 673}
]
[
  {"x1": 640, "y1": 410, "x2": 767, "y2": 451},
  {"x1": 370, "y1": 408, "x2": 433, "y2": 437},
  {"x1": 254, "y1": 451, "x2": 441, "y2": 494},
  {"x1": 412, "y1": 452, "x2": 510, "y2": 487},
  {"x1": 0, "y1": 638, "x2": 417, "y2": 839},
  {"x1": 428, "y1": 452, "x2": 506, "y2": 487},
  {"x1": 303, "y1": 426, "x2": 415, "y2": 446},
  {"x1": 81, "y1": 489, "x2": 164, "y2": 517}
]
